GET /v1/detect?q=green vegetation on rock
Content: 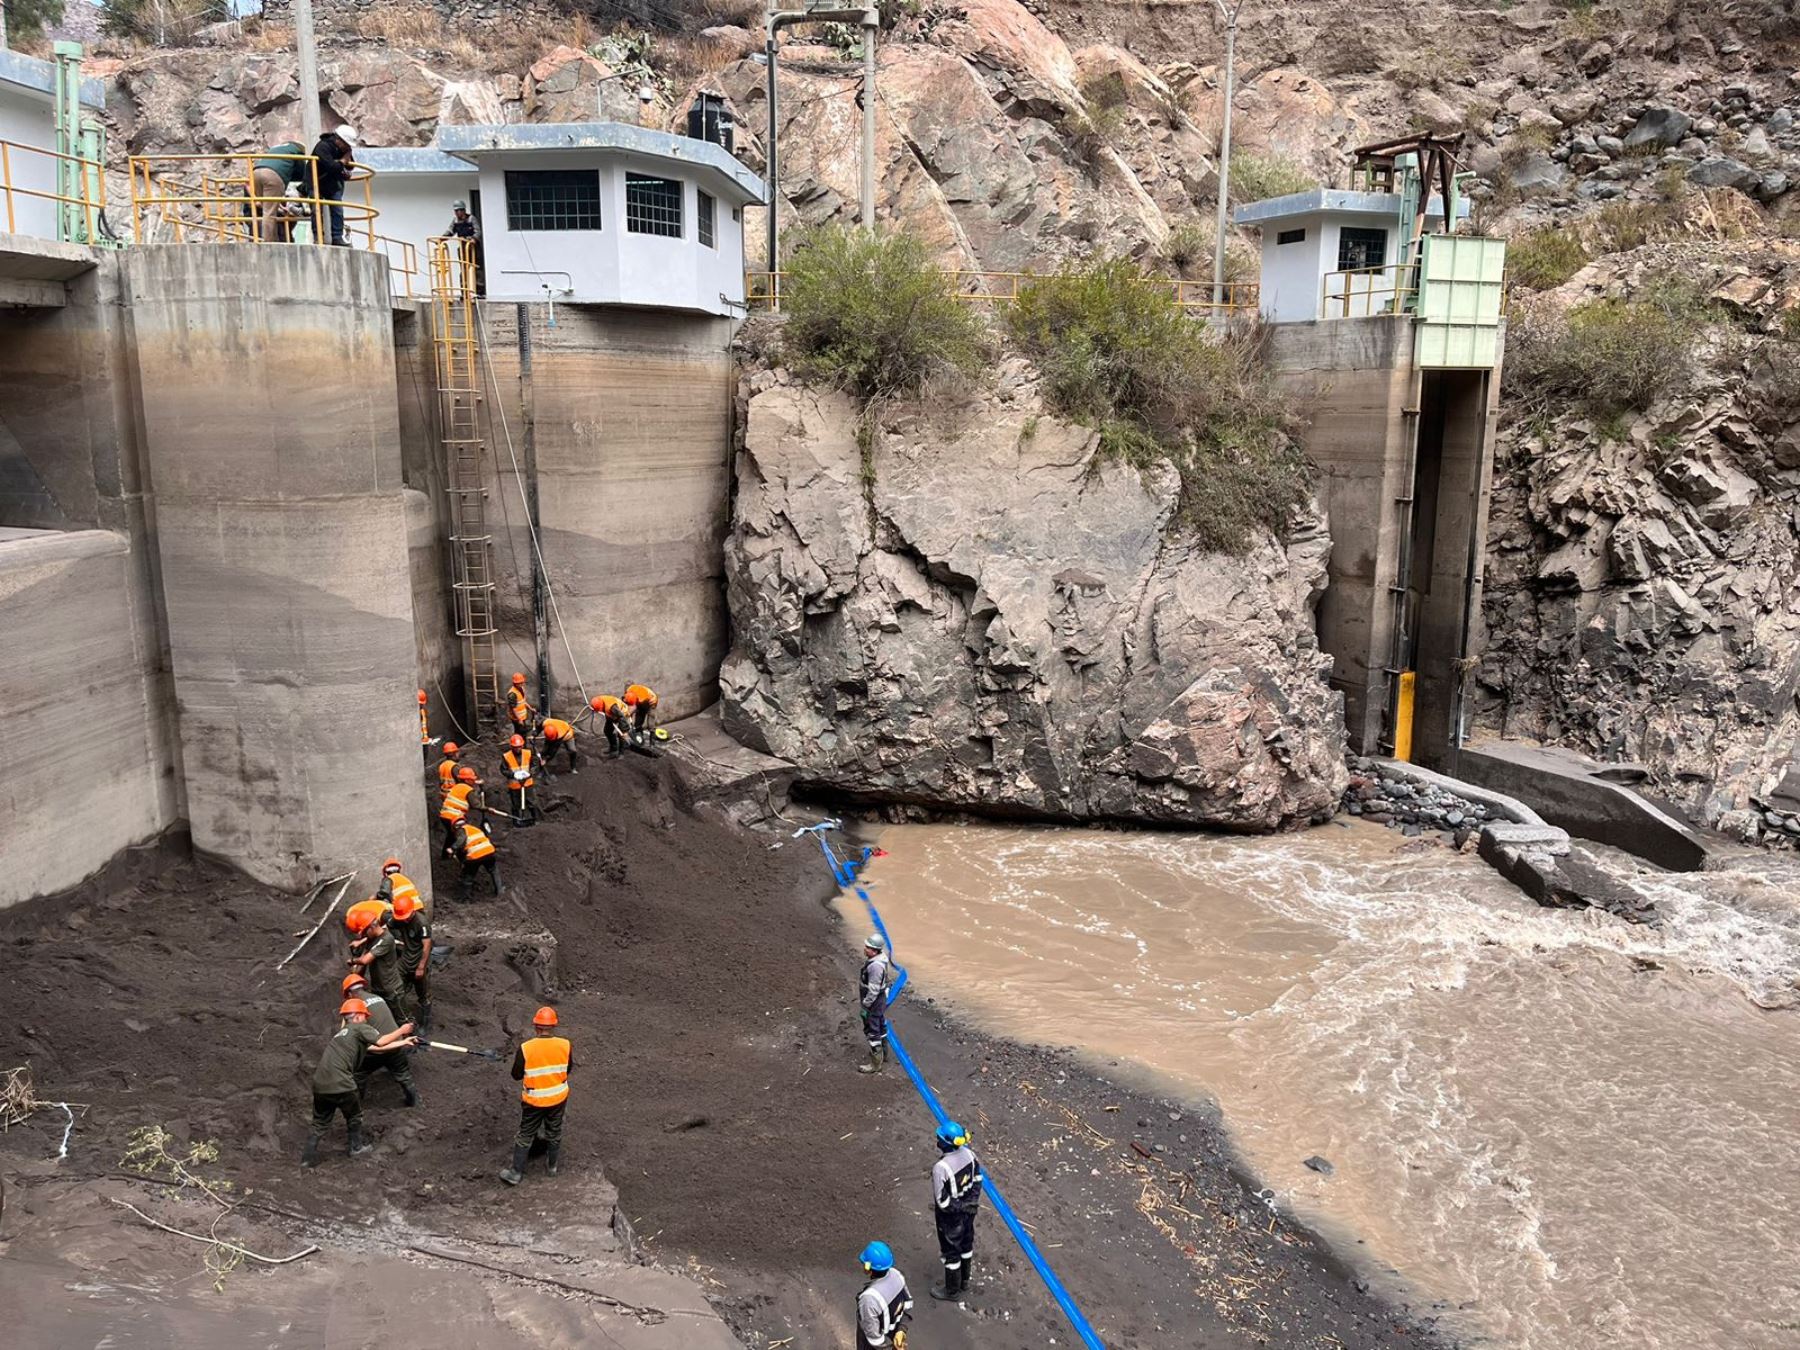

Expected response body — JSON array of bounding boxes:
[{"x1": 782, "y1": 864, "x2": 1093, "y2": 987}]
[{"x1": 1006, "y1": 258, "x2": 1308, "y2": 553}]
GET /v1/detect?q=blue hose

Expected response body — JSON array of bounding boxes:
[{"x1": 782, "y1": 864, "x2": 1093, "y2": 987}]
[{"x1": 802, "y1": 824, "x2": 1107, "y2": 1350}]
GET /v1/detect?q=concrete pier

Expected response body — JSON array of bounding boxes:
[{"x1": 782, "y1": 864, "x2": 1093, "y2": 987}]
[{"x1": 122, "y1": 245, "x2": 429, "y2": 893}]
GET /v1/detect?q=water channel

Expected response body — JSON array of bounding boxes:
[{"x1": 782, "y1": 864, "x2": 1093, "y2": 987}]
[{"x1": 857, "y1": 820, "x2": 1800, "y2": 1348}]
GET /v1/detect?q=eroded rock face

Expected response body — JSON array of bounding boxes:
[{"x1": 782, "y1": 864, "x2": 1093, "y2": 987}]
[{"x1": 720, "y1": 381, "x2": 1346, "y2": 830}]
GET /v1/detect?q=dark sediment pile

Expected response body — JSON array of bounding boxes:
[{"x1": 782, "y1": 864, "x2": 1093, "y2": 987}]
[{"x1": 0, "y1": 745, "x2": 1450, "y2": 1348}]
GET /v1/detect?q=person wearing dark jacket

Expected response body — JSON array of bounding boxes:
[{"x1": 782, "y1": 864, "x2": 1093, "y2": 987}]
[{"x1": 311, "y1": 124, "x2": 358, "y2": 246}]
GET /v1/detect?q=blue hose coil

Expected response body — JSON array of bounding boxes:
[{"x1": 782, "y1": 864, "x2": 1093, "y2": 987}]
[{"x1": 805, "y1": 825, "x2": 1107, "y2": 1350}]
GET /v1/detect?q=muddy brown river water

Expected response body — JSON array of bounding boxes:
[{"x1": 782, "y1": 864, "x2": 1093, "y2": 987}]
[{"x1": 858, "y1": 820, "x2": 1800, "y2": 1349}]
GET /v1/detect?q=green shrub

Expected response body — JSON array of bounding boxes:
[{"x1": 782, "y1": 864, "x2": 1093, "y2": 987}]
[
  {"x1": 1504, "y1": 280, "x2": 1715, "y2": 417},
  {"x1": 100, "y1": 0, "x2": 227, "y2": 42},
  {"x1": 6, "y1": 0, "x2": 64, "y2": 43},
  {"x1": 1507, "y1": 226, "x2": 1587, "y2": 290},
  {"x1": 1228, "y1": 152, "x2": 1316, "y2": 204},
  {"x1": 1006, "y1": 258, "x2": 1308, "y2": 552},
  {"x1": 1163, "y1": 219, "x2": 1211, "y2": 275},
  {"x1": 781, "y1": 227, "x2": 991, "y2": 400}
]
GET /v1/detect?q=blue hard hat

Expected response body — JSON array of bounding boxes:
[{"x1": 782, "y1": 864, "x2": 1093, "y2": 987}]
[
  {"x1": 935, "y1": 1120, "x2": 969, "y2": 1150},
  {"x1": 859, "y1": 1240, "x2": 894, "y2": 1273}
]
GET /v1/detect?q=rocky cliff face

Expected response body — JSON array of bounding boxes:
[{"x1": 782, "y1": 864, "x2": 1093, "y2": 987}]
[
  {"x1": 1474, "y1": 244, "x2": 1800, "y2": 842},
  {"x1": 718, "y1": 370, "x2": 1346, "y2": 830}
]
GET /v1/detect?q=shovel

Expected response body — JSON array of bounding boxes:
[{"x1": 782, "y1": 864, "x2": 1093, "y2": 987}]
[{"x1": 418, "y1": 1039, "x2": 504, "y2": 1062}]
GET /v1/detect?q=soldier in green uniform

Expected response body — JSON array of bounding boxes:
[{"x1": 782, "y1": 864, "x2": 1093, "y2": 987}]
[
  {"x1": 303, "y1": 998, "x2": 415, "y2": 1167},
  {"x1": 342, "y1": 973, "x2": 419, "y2": 1107},
  {"x1": 347, "y1": 911, "x2": 414, "y2": 1025}
]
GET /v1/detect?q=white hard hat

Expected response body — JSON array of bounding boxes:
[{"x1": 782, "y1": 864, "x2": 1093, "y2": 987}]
[
  {"x1": 333, "y1": 123, "x2": 359, "y2": 146},
  {"x1": 864, "y1": 933, "x2": 886, "y2": 952}
]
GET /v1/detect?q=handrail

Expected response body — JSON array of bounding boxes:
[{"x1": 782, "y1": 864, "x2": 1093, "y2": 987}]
[
  {"x1": 746, "y1": 268, "x2": 1261, "y2": 316},
  {"x1": 127, "y1": 153, "x2": 382, "y2": 251},
  {"x1": 0, "y1": 138, "x2": 106, "y2": 243},
  {"x1": 1320, "y1": 262, "x2": 1418, "y2": 320}
]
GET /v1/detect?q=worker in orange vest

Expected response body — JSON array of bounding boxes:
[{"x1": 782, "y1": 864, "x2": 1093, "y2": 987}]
[
  {"x1": 439, "y1": 766, "x2": 495, "y2": 853},
  {"x1": 503, "y1": 733, "x2": 541, "y2": 825},
  {"x1": 586, "y1": 694, "x2": 632, "y2": 757},
  {"x1": 417, "y1": 689, "x2": 437, "y2": 762},
  {"x1": 433, "y1": 741, "x2": 460, "y2": 793},
  {"x1": 345, "y1": 898, "x2": 391, "y2": 958},
  {"x1": 539, "y1": 714, "x2": 580, "y2": 776},
  {"x1": 506, "y1": 672, "x2": 535, "y2": 736},
  {"x1": 451, "y1": 816, "x2": 501, "y2": 899},
  {"x1": 500, "y1": 1005, "x2": 571, "y2": 1185},
  {"x1": 622, "y1": 683, "x2": 659, "y2": 742}
]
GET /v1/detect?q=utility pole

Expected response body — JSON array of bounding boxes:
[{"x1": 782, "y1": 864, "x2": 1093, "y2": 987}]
[
  {"x1": 294, "y1": 0, "x2": 323, "y2": 146},
  {"x1": 1210, "y1": 0, "x2": 1245, "y2": 308},
  {"x1": 764, "y1": 4, "x2": 881, "y2": 284}
]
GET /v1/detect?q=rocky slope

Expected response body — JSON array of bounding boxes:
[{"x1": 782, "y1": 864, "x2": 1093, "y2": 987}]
[
  {"x1": 1476, "y1": 243, "x2": 1800, "y2": 842},
  {"x1": 718, "y1": 364, "x2": 1346, "y2": 830}
]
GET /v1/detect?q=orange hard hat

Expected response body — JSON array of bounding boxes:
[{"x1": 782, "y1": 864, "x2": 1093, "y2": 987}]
[
  {"x1": 457, "y1": 767, "x2": 479, "y2": 783},
  {"x1": 382, "y1": 857, "x2": 402, "y2": 873},
  {"x1": 533, "y1": 1006, "x2": 559, "y2": 1028},
  {"x1": 339, "y1": 998, "x2": 369, "y2": 1017},
  {"x1": 341, "y1": 972, "x2": 367, "y2": 995},
  {"x1": 512, "y1": 672, "x2": 527, "y2": 685},
  {"x1": 510, "y1": 734, "x2": 524, "y2": 749},
  {"x1": 589, "y1": 695, "x2": 606, "y2": 711},
  {"x1": 417, "y1": 689, "x2": 428, "y2": 704},
  {"x1": 443, "y1": 741, "x2": 459, "y2": 756},
  {"x1": 392, "y1": 894, "x2": 422, "y2": 920},
  {"x1": 345, "y1": 899, "x2": 387, "y2": 935}
]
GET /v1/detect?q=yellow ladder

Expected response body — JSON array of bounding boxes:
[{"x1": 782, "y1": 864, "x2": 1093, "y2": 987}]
[{"x1": 429, "y1": 238, "x2": 500, "y2": 730}]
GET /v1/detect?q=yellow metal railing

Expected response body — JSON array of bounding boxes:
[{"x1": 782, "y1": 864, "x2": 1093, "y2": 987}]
[
  {"x1": 1320, "y1": 263, "x2": 1417, "y2": 320},
  {"x1": 747, "y1": 269, "x2": 1261, "y2": 316},
  {"x1": 127, "y1": 153, "x2": 381, "y2": 249},
  {"x1": 0, "y1": 138, "x2": 106, "y2": 242}
]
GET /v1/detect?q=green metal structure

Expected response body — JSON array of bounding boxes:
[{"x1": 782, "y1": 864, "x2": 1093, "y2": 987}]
[{"x1": 52, "y1": 40, "x2": 111, "y2": 247}]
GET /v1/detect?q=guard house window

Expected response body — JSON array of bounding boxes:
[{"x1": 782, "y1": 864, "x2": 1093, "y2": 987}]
[
  {"x1": 505, "y1": 170, "x2": 601, "y2": 231},
  {"x1": 1276, "y1": 228, "x2": 1306, "y2": 245},
  {"x1": 1337, "y1": 226, "x2": 1388, "y2": 273},
  {"x1": 698, "y1": 190, "x2": 716, "y2": 249},
  {"x1": 626, "y1": 173, "x2": 684, "y2": 237}
]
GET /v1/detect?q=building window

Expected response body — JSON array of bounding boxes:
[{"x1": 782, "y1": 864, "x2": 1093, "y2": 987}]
[
  {"x1": 504, "y1": 170, "x2": 602, "y2": 231},
  {"x1": 626, "y1": 174, "x2": 684, "y2": 237},
  {"x1": 1276, "y1": 228, "x2": 1306, "y2": 245},
  {"x1": 698, "y1": 190, "x2": 716, "y2": 249},
  {"x1": 1337, "y1": 226, "x2": 1388, "y2": 273}
]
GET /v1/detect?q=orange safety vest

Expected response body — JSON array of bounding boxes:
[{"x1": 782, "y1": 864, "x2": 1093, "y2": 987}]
[
  {"x1": 541, "y1": 718, "x2": 574, "y2": 743},
  {"x1": 519, "y1": 1035, "x2": 570, "y2": 1107},
  {"x1": 508, "y1": 687, "x2": 531, "y2": 724},
  {"x1": 594, "y1": 695, "x2": 625, "y2": 719},
  {"x1": 438, "y1": 757, "x2": 457, "y2": 788},
  {"x1": 623, "y1": 684, "x2": 657, "y2": 708},
  {"x1": 440, "y1": 782, "x2": 475, "y2": 822},
  {"x1": 386, "y1": 872, "x2": 421, "y2": 911},
  {"x1": 419, "y1": 704, "x2": 430, "y2": 744},
  {"x1": 503, "y1": 747, "x2": 535, "y2": 788},
  {"x1": 461, "y1": 822, "x2": 496, "y2": 860}
]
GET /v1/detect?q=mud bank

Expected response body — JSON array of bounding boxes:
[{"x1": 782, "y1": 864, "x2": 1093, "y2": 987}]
[{"x1": 0, "y1": 750, "x2": 1444, "y2": 1348}]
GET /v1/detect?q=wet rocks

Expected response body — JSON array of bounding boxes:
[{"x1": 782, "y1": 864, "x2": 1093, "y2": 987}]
[{"x1": 1341, "y1": 759, "x2": 1495, "y2": 837}]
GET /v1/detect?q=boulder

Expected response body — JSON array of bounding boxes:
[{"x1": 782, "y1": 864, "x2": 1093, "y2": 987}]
[
  {"x1": 1687, "y1": 156, "x2": 1759, "y2": 191},
  {"x1": 721, "y1": 385, "x2": 1347, "y2": 831},
  {"x1": 1509, "y1": 151, "x2": 1569, "y2": 194},
  {"x1": 1623, "y1": 105, "x2": 1693, "y2": 151}
]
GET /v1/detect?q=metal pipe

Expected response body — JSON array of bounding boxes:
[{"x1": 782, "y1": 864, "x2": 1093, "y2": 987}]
[
  {"x1": 1210, "y1": 1, "x2": 1242, "y2": 307},
  {"x1": 294, "y1": 0, "x2": 322, "y2": 146},
  {"x1": 764, "y1": 26, "x2": 778, "y2": 283},
  {"x1": 861, "y1": 13, "x2": 877, "y2": 229},
  {"x1": 516, "y1": 303, "x2": 551, "y2": 712}
]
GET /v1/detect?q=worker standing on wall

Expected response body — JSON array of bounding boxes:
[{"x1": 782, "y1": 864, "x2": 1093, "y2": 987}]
[
  {"x1": 857, "y1": 933, "x2": 894, "y2": 1075},
  {"x1": 451, "y1": 816, "x2": 502, "y2": 899},
  {"x1": 622, "y1": 683, "x2": 659, "y2": 742},
  {"x1": 387, "y1": 889, "x2": 433, "y2": 1032},
  {"x1": 341, "y1": 973, "x2": 419, "y2": 1107},
  {"x1": 539, "y1": 714, "x2": 580, "y2": 776},
  {"x1": 447, "y1": 199, "x2": 484, "y2": 295},
  {"x1": 500, "y1": 1006, "x2": 571, "y2": 1186},
  {"x1": 503, "y1": 734, "x2": 541, "y2": 825},
  {"x1": 310, "y1": 124, "x2": 358, "y2": 247},
  {"x1": 250, "y1": 138, "x2": 307, "y2": 242},
  {"x1": 928, "y1": 1121, "x2": 985, "y2": 1301},
  {"x1": 417, "y1": 689, "x2": 437, "y2": 761},
  {"x1": 586, "y1": 694, "x2": 632, "y2": 757},
  {"x1": 301, "y1": 998, "x2": 415, "y2": 1168},
  {"x1": 855, "y1": 1242, "x2": 914, "y2": 1350},
  {"x1": 506, "y1": 673, "x2": 535, "y2": 737}
]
